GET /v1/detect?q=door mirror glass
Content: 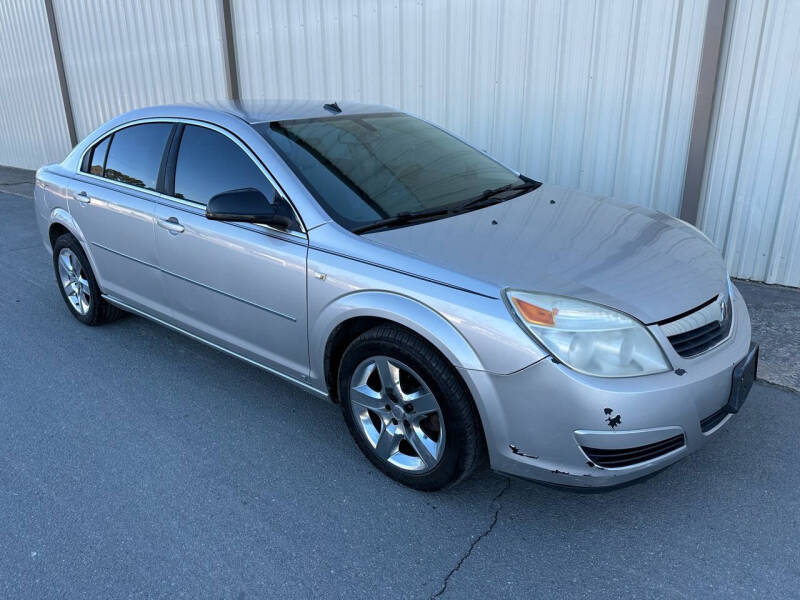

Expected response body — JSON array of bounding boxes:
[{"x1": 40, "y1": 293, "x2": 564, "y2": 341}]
[{"x1": 205, "y1": 188, "x2": 294, "y2": 229}]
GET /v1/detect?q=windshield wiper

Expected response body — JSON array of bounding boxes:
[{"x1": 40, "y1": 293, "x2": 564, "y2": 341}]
[
  {"x1": 452, "y1": 177, "x2": 541, "y2": 213},
  {"x1": 351, "y1": 176, "x2": 541, "y2": 235},
  {"x1": 351, "y1": 205, "x2": 453, "y2": 234}
]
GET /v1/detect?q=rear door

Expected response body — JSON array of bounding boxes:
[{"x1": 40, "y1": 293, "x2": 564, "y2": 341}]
[
  {"x1": 154, "y1": 123, "x2": 309, "y2": 380},
  {"x1": 70, "y1": 122, "x2": 175, "y2": 318}
]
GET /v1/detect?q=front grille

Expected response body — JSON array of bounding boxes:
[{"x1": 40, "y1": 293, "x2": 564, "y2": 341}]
[
  {"x1": 582, "y1": 434, "x2": 685, "y2": 468},
  {"x1": 669, "y1": 320, "x2": 725, "y2": 357},
  {"x1": 700, "y1": 407, "x2": 728, "y2": 432},
  {"x1": 661, "y1": 295, "x2": 732, "y2": 358}
]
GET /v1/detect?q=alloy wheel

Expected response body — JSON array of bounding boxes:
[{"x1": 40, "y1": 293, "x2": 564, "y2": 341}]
[
  {"x1": 349, "y1": 356, "x2": 445, "y2": 472},
  {"x1": 57, "y1": 247, "x2": 91, "y2": 315}
]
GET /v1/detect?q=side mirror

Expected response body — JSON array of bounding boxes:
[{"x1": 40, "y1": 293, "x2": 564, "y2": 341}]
[{"x1": 206, "y1": 188, "x2": 294, "y2": 230}]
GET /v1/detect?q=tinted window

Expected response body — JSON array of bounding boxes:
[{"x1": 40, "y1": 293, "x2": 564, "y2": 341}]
[
  {"x1": 84, "y1": 136, "x2": 110, "y2": 175},
  {"x1": 103, "y1": 123, "x2": 173, "y2": 190},
  {"x1": 255, "y1": 113, "x2": 523, "y2": 230},
  {"x1": 173, "y1": 125, "x2": 287, "y2": 216}
]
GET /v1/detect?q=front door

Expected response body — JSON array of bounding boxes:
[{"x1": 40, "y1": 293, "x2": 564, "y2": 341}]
[{"x1": 154, "y1": 124, "x2": 309, "y2": 380}]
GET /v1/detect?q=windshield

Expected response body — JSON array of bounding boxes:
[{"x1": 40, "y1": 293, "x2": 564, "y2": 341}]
[{"x1": 255, "y1": 112, "x2": 527, "y2": 232}]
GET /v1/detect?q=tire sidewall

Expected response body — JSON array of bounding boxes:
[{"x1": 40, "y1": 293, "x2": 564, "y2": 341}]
[{"x1": 338, "y1": 332, "x2": 469, "y2": 490}]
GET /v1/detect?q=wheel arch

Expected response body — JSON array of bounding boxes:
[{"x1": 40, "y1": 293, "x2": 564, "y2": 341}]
[
  {"x1": 48, "y1": 222, "x2": 71, "y2": 249},
  {"x1": 48, "y1": 207, "x2": 84, "y2": 248},
  {"x1": 312, "y1": 291, "x2": 485, "y2": 401},
  {"x1": 47, "y1": 208, "x2": 103, "y2": 285}
]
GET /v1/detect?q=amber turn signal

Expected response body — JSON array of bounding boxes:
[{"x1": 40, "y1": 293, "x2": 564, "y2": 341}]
[{"x1": 511, "y1": 297, "x2": 557, "y2": 326}]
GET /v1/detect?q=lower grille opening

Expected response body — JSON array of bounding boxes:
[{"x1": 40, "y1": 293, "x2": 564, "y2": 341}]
[
  {"x1": 582, "y1": 434, "x2": 685, "y2": 468},
  {"x1": 700, "y1": 407, "x2": 728, "y2": 432}
]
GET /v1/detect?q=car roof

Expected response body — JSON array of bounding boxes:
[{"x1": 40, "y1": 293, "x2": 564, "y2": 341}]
[{"x1": 157, "y1": 99, "x2": 398, "y2": 124}]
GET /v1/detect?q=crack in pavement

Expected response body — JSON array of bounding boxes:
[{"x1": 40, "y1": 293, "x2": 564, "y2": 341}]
[
  {"x1": 757, "y1": 377, "x2": 799, "y2": 394},
  {"x1": 431, "y1": 477, "x2": 512, "y2": 599}
]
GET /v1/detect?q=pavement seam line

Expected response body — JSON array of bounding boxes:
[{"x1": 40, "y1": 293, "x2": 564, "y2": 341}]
[
  {"x1": 0, "y1": 244, "x2": 44, "y2": 256},
  {"x1": 0, "y1": 190, "x2": 34, "y2": 200},
  {"x1": 431, "y1": 477, "x2": 512, "y2": 599}
]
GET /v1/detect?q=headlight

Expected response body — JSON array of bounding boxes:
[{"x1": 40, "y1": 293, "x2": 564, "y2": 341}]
[
  {"x1": 505, "y1": 290, "x2": 671, "y2": 377},
  {"x1": 727, "y1": 273, "x2": 736, "y2": 300}
]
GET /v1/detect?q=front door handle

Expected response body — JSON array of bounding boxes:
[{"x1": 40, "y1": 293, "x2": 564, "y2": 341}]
[
  {"x1": 157, "y1": 216, "x2": 185, "y2": 234},
  {"x1": 73, "y1": 191, "x2": 91, "y2": 205}
]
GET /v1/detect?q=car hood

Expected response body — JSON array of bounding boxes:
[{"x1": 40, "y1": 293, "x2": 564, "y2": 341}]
[{"x1": 361, "y1": 184, "x2": 728, "y2": 324}]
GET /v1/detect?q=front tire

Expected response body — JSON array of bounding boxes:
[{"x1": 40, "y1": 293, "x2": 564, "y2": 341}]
[
  {"x1": 338, "y1": 324, "x2": 483, "y2": 491},
  {"x1": 52, "y1": 233, "x2": 122, "y2": 325}
]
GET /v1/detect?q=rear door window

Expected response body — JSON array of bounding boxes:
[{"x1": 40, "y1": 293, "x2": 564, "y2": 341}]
[
  {"x1": 83, "y1": 135, "x2": 110, "y2": 176},
  {"x1": 103, "y1": 123, "x2": 173, "y2": 191}
]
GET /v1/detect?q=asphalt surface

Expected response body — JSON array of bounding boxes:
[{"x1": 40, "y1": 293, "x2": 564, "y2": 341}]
[
  {"x1": 736, "y1": 280, "x2": 800, "y2": 391},
  {"x1": 2, "y1": 184, "x2": 799, "y2": 598}
]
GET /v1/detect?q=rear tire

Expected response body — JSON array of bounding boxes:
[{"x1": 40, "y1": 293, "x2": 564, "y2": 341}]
[
  {"x1": 52, "y1": 233, "x2": 122, "y2": 325},
  {"x1": 338, "y1": 324, "x2": 484, "y2": 491}
]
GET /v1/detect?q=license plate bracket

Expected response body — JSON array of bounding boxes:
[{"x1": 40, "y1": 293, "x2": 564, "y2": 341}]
[{"x1": 725, "y1": 342, "x2": 758, "y2": 414}]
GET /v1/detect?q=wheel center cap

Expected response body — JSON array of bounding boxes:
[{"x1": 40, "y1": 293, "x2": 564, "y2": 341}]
[{"x1": 391, "y1": 404, "x2": 406, "y2": 420}]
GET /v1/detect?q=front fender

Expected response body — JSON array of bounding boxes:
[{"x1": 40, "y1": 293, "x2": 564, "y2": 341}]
[{"x1": 309, "y1": 290, "x2": 485, "y2": 389}]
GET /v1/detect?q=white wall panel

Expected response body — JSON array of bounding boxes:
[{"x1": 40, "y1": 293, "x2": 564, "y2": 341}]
[
  {"x1": 699, "y1": 0, "x2": 800, "y2": 286},
  {"x1": 52, "y1": 0, "x2": 229, "y2": 139},
  {"x1": 0, "y1": 0, "x2": 72, "y2": 170},
  {"x1": 234, "y1": 0, "x2": 708, "y2": 216},
  {"x1": 4, "y1": 1, "x2": 794, "y2": 286}
]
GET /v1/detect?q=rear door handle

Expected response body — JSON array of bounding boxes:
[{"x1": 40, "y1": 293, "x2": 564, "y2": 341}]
[
  {"x1": 73, "y1": 191, "x2": 91, "y2": 204},
  {"x1": 157, "y1": 216, "x2": 185, "y2": 234}
]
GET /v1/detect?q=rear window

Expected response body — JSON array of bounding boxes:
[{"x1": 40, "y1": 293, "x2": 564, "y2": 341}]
[{"x1": 103, "y1": 123, "x2": 173, "y2": 191}]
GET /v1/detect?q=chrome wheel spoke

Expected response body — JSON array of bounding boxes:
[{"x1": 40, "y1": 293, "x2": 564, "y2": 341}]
[
  {"x1": 58, "y1": 255, "x2": 73, "y2": 286},
  {"x1": 79, "y1": 289, "x2": 90, "y2": 311},
  {"x1": 350, "y1": 384, "x2": 386, "y2": 412},
  {"x1": 374, "y1": 357, "x2": 401, "y2": 395},
  {"x1": 69, "y1": 252, "x2": 81, "y2": 277},
  {"x1": 408, "y1": 428, "x2": 437, "y2": 469},
  {"x1": 407, "y1": 391, "x2": 437, "y2": 415},
  {"x1": 59, "y1": 252, "x2": 74, "y2": 276},
  {"x1": 374, "y1": 426, "x2": 400, "y2": 460}
]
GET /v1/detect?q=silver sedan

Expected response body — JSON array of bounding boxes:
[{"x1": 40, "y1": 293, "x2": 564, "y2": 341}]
[{"x1": 34, "y1": 100, "x2": 758, "y2": 490}]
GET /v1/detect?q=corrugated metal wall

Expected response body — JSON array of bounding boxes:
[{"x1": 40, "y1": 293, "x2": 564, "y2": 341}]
[
  {"x1": 699, "y1": 0, "x2": 800, "y2": 286},
  {"x1": 0, "y1": 0, "x2": 72, "y2": 170},
  {"x1": 232, "y1": 0, "x2": 707, "y2": 217},
  {"x1": 52, "y1": 0, "x2": 230, "y2": 139},
  {"x1": 1, "y1": 0, "x2": 798, "y2": 285}
]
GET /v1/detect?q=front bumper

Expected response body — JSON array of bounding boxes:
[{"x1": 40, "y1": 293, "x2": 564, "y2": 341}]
[{"x1": 460, "y1": 287, "x2": 753, "y2": 488}]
